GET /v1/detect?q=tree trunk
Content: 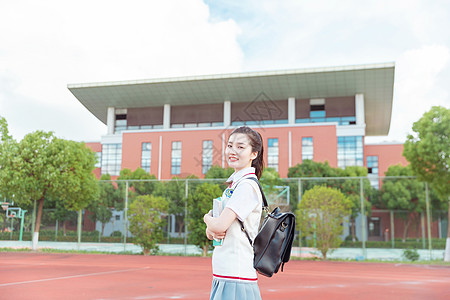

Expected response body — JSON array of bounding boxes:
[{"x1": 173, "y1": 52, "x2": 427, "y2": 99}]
[
  {"x1": 177, "y1": 219, "x2": 184, "y2": 238},
  {"x1": 351, "y1": 219, "x2": 356, "y2": 242},
  {"x1": 32, "y1": 197, "x2": 45, "y2": 250},
  {"x1": 202, "y1": 244, "x2": 208, "y2": 257},
  {"x1": 402, "y1": 218, "x2": 411, "y2": 243},
  {"x1": 444, "y1": 197, "x2": 450, "y2": 262}
]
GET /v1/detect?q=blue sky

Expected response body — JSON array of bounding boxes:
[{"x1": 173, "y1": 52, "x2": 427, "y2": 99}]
[{"x1": 0, "y1": 0, "x2": 449, "y2": 144}]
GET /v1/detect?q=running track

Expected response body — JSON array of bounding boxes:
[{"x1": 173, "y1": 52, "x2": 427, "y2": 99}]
[{"x1": 0, "y1": 252, "x2": 449, "y2": 299}]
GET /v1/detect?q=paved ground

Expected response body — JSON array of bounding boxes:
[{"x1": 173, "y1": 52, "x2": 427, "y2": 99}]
[
  {"x1": 0, "y1": 240, "x2": 445, "y2": 261},
  {"x1": 1, "y1": 252, "x2": 449, "y2": 300}
]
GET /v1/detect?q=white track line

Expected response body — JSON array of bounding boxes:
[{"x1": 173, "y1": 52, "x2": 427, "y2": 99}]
[{"x1": 0, "y1": 267, "x2": 150, "y2": 287}]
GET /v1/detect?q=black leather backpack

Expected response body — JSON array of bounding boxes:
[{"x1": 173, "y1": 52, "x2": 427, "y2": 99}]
[{"x1": 238, "y1": 177, "x2": 296, "y2": 277}]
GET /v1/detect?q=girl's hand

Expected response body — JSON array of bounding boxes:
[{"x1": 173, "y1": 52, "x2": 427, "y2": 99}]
[
  {"x1": 206, "y1": 228, "x2": 214, "y2": 240},
  {"x1": 214, "y1": 231, "x2": 226, "y2": 239}
]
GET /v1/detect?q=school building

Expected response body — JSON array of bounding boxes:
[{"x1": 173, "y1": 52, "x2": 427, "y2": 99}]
[
  {"x1": 69, "y1": 62, "x2": 444, "y2": 240},
  {"x1": 69, "y1": 62, "x2": 406, "y2": 180}
]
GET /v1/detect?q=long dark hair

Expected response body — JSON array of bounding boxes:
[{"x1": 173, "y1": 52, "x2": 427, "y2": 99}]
[{"x1": 229, "y1": 126, "x2": 265, "y2": 179}]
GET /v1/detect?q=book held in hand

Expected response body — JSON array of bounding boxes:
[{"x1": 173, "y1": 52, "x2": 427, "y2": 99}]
[{"x1": 212, "y1": 197, "x2": 224, "y2": 246}]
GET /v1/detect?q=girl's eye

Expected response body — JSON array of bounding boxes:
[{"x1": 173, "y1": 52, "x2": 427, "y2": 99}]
[
  {"x1": 238, "y1": 146, "x2": 244, "y2": 149},
  {"x1": 227, "y1": 144, "x2": 232, "y2": 148}
]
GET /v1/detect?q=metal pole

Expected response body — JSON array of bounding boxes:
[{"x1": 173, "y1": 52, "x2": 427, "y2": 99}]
[
  {"x1": 10, "y1": 217, "x2": 14, "y2": 240},
  {"x1": 31, "y1": 200, "x2": 37, "y2": 241},
  {"x1": 298, "y1": 179, "x2": 302, "y2": 204},
  {"x1": 425, "y1": 183, "x2": 432, "y2": 259},
  {"x1": 184, "y1": 179, "x2": 188, "y2": 256},
  {"x1": 421, "y1": 212, "x2": 426, "y2": 249},
  {"x1": 360, "y1": 178, "x2": 366, "y2": 258},
  {"x1": 123, "y1": 181, "x2": 129, "y2": 252},
  {"x1": 55, "y1": 219, "x2": 58, "y2": 242},
  {"x1": 19, "y1": 210, "x2": 27, "y2": 241},
  {"x1": 390, "y1": 211, "x2": 395, "y2": 249},
  {"x1": 77, "y1": 209, "x2": 82, "y2": 249}
]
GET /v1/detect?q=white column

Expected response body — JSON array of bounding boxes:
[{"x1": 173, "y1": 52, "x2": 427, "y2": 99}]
[
  {"x1": 355, "y1": 94, "x2": 365, "y2": 126},
  {"x1": 163, "y1": 104, "x2": 171, "y2": 129},
  {"x1": 107, "y1": 107, "x2": 115, "y2": 135},
  {"x1": 223, "y1": 101, "x2": 231, "y2": 127},
  {"x1": 288, "y1": 97, "x2": 295, "y2": 125}
]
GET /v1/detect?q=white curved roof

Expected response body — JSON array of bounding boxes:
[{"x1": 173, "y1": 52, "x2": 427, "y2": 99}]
[{"x1": 68, "y1": 62, "x2": 395, "y2": 135}]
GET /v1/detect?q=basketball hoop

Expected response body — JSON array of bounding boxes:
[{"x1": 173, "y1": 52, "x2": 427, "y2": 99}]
[{"x1": 1, "y1": 202, "x2": 9, "y2": 211}]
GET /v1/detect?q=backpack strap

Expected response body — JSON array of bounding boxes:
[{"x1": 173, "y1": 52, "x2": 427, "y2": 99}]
[{"x1": 236, "y1": 177, "x2": 268, "y2": 246}]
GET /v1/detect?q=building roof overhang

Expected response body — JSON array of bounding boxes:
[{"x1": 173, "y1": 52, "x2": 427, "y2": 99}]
[{"x1": 68, "y1": 62, "x2": 395, "y2": 136}]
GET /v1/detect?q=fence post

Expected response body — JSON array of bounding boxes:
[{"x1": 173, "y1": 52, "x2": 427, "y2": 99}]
[
  {"x1": 390, "y1": 210, "x2": 395, "y2": 248},
  {"x1": 425, "y1": 182, "x2": 432, "y2": 259},
  {"x1": 360, "y1": 177, "x2": 366, "y2": 258},
  {"x1": 184, "y1": 179, "x2": 188, "y2": 256},
  {"x1": 31, "y1": 200, "x2": 36, "y2": 242},
  {"x1": 77, "y1": 209, "x2": 82, "y2": 249},
  {"x1": 421, "y1": 212, "x2": 426, "y2": 249},
  {"x1": 298, "y1": 178, "x2": 302, "y2": 204},
  {"x1": 123, "y1": 180, "x2": 129, "y2": 252},
  {"x1": 55, "y1": 219, "x2": 58, "y2": 242}
]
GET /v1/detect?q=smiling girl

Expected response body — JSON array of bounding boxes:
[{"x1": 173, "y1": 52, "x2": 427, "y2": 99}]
[{"x1": 204, "y1": 126, "x2": 264, "y2": 300}]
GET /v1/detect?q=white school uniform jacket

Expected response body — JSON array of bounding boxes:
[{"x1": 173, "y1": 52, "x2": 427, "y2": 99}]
[{"x1": 212, "y1": 167, "x2": 263, "y2": 282}]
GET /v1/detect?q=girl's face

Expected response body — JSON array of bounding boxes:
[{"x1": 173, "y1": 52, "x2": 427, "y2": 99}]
[{"x1": 226, "y1": 133, "x2": 258, "y2": 172}]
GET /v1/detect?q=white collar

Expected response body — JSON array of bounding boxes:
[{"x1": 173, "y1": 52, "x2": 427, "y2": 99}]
[{"x1": 226, "y1": 167, "x2": 256, "y2": 185}]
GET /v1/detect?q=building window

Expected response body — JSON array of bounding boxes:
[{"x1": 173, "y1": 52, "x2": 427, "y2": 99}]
[
  {"x1": 367, "y1": 155, "x2": 379, "y2": 189},
  {"x1": 267, "y1": 138, "x2": 279, "y2": 171},
  {"x1": 368, "y1": 217, "x2": 381, "y2": 237},
  {"x1": 367, "y1": 156, "x2": 378, "y2": 174},
  {"x1": 302, "y1": 137, "x2": 313, "y2": 161},
  {"x1": 171, "y1": 141, "x2": 182, "y2": 175},
  {"x1": 141, "y1": 142, "x2": 152, "y2": 173},
  {"x1": 101, "y1": 144, "x2": 122, "y2": 176},
  {"x1": 115, "y1": 114, "x2": 127, "y2": 133},
  {"x1": 337, "y1": 136, "x2": 363, "y2": 168},
  {"x1": 202, "y1": 140, "x2": 213, "y2": 174},
  {"x1": 295, "y1": 115, "x2": 356, "y2": 125},
  {"x1": 95, "y1": 152, "x2": 102, "y2": 168}
]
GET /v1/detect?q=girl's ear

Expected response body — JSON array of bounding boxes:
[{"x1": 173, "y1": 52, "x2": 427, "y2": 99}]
[{"x1": 250, "y1": 151, "x2": 258, "y2": 160}]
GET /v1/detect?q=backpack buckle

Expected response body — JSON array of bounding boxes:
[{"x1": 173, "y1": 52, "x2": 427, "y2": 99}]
[{"x1": 280, "y1": 222, "x2": 288, "y2": 232}]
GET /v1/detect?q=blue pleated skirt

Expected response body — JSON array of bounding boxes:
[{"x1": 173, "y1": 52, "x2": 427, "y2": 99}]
[{"x1": 210, "y1": 278, "x2": 262, "y2": 300}]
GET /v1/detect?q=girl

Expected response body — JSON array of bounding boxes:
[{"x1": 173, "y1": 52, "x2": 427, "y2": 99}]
[{"x1": 204, "y1": 126, "x2": 264, "y2": 300}]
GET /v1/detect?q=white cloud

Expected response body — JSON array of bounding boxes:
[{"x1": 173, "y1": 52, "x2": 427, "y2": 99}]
[
  {"x1": 0, "y1": 0, "x2": 243, "y2": 141},
  {"x1": 1, "y1": 0, "x2": 450, "y2": 145}
]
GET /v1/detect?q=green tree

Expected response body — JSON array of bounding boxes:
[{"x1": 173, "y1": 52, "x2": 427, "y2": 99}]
[
  {"x1": 260, "y1": 168, "x2": 290, "y2": 210},
  {"x1": 288, "y1": 160, "x2": 344, "y2": 210},
  {"x1": 117, "y1": 168, "x2": 159, "y2": 198},
  {"x1": 204, "y1": 165, "x2": 234, "y2": 179},
  {"x1": 187, "y1": 182, "x2": 222, "y2": 256},
  {"x1": 155, "y1": 178, "x2": 186, "y2": 238},
  {"x1": 128, "y1": 194, "x2": 168, "y2": 255},
  {"x1": 296, "y1": 185, "x2": 353, "y2": 259},
  {"x1": 0, "y1": 119, "x2": 98, "y2": 249},
  {"x1": 403, "y1": 106, "x2": 450, "y2": 260},
  {"x1": 380, "y1": 165, "x2": 428, "y2": 241},
  {"x1": 88, "y1": 174, "x2": 121, "y2": 241},
  {"x1": 340, "y1": 166, "x2": 373, "y2": 242}
]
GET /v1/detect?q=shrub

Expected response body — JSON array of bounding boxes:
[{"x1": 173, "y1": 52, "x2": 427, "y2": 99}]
[{"x1": 402, "y1": 248, "x2": 420, "y2": 261}]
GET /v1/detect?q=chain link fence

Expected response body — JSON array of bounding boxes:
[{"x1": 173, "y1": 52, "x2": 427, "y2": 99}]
[{"x1": 1, "y1": 176, "x2": 448, "y2": 259}]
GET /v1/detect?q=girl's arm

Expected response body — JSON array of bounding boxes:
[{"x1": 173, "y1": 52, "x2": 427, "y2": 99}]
[{"x1": 204, "y1": 207, "x2": 237, "y2": 234}]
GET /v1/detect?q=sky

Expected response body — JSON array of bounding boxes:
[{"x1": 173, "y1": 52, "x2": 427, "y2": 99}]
[{"x1": 0, "y1": 0, "x2": 449, "y2": 144}]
